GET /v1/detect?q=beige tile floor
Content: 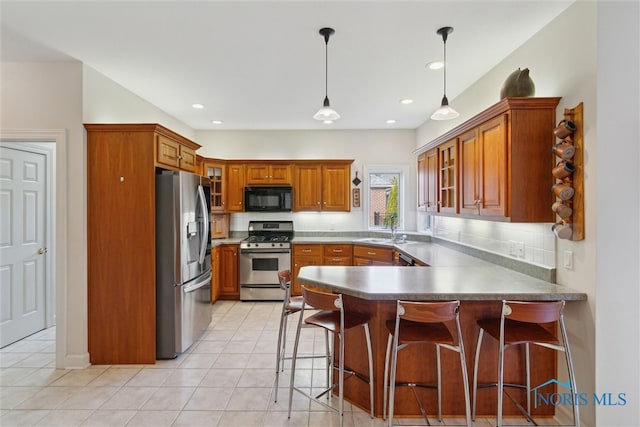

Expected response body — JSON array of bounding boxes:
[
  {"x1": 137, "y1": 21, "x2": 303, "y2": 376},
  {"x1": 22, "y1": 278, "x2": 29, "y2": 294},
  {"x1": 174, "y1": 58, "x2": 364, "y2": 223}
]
[{"x1": 1, "y1": 300, "x2": 547, "y2": 426}]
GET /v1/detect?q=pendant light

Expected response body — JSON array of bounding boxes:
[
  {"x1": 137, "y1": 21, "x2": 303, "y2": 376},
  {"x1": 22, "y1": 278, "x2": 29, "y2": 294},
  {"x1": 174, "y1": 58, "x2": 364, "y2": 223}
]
[
  {"x1": 430, "y1": 26, "x2": 459, "y2": 121},
  {"x1": 313, "y1": 27, "x2": 340, "y2": 122}
]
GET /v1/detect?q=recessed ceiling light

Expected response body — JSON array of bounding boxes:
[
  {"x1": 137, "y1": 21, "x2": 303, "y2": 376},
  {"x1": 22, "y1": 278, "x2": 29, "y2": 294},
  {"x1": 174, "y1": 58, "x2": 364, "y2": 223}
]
[
  {"x1": 323, "y1": 120, "x2": 334, "y2": 124},
  {"x1": 192, "y1": 103, "x2": 205, "y2": 109},
  {"x1": 211, "y1": 120, "x2": 223, "y2": 125},
  {"x1": 400, "y1": 98, "x2": 413, "y2": 105},
  {"x1": 426, "y1": 61, "x2": 444, "y2": 70},
  {"x1": 386, "y1": 119, "x2": 397, "y2": 124}
]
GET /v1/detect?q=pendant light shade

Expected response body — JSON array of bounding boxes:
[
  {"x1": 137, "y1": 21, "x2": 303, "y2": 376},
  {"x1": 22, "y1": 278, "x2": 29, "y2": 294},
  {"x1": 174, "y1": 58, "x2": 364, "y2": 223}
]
[
  {"x1": 314, "y1": 27, "x2": 340, "y2": 122},
  {"x1": 431, "y1": 26, "x2": 459, "y2": 121}
]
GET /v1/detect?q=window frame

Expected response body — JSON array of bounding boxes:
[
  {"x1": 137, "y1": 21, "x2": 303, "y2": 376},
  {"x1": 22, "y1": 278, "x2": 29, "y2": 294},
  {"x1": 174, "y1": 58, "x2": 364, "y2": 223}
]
[{"x1": 363, "y1": 165, "x2": 409, "y2": 232}]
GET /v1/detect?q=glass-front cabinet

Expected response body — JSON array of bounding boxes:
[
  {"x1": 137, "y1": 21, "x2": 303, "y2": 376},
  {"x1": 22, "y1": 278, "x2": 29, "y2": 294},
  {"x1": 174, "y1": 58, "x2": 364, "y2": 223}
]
[
  {"x1": 438, "y1": 138, "x2": 458, "y2": 214},
  {"x1": 204, "y1": 161, "x2": 226, "y2": 211}
]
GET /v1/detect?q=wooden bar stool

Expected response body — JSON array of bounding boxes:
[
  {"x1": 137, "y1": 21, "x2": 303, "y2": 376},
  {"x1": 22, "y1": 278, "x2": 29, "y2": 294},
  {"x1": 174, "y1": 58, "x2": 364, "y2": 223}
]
[
  {"x1": 273, "y1": 270, "x2": 329, "y2": 402},
  {"x1": 472, "y1": 300, "x2": 580, "y2": 427},
  {"x1": 288, "y1": 286, "x2": 374, "y2": 427},
  {"x1": 383, "y1": 300, "x2": 472, "y2": 426}
]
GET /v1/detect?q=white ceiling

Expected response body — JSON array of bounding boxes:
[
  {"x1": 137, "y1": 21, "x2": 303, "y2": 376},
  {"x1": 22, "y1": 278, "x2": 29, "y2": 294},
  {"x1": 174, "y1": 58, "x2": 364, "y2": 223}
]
[{"x1": 1, "y1": 1, "x2": 573, "y2": 130}]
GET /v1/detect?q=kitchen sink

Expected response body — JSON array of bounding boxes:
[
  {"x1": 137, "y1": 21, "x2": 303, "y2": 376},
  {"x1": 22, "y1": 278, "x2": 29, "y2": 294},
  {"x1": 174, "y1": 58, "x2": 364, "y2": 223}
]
[{"x1": 354, "y1": 237, "x2": 406, "y2": 244}]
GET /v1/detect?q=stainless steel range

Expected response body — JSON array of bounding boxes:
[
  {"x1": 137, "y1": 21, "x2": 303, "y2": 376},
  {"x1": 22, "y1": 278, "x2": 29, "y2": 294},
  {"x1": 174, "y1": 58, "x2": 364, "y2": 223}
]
[{"x1": 239, "y1": 220, "x2": 293, "y2": 301}]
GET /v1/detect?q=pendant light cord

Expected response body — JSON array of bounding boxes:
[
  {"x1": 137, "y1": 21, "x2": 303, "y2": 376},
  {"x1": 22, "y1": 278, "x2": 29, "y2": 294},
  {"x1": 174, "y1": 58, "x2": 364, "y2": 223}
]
[
  {"x1": 324, "y1": 37, "x2": 329, "y2": 99},
  {"x1": 442, "y1": 32, "x2": 448, "y2": 98}
]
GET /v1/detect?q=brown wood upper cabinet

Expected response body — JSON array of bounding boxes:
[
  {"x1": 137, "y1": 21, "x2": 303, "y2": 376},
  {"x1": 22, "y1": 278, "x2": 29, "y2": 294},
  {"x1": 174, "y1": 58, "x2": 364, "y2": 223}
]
[
  {"x1": 203, "y1": 160, "x2": 226, "y2": 211},
  {"x1": 416, "y1": 97, "x2": 560, "y2": 222},
  {"x1": 226, "y1": 163, "x2": 245, "y2": 212},
  {"x1": 294, "y1": 161, "x2": 352, "y2": 212},
  {"x1": 417, "y1": 148, "x2": 438, "y2": 213},
  {"x1": 156, "y1": 133, "x2": 198, "y2": 172},
  {"x1": 245, "y1": 163, "x2": 292, "y2": 185}
]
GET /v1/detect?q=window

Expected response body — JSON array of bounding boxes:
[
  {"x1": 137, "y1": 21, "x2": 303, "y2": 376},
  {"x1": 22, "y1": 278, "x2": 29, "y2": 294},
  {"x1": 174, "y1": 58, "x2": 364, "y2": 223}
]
[{"x1": 367, "y1": 171, "x2": 403, "y2": 230}]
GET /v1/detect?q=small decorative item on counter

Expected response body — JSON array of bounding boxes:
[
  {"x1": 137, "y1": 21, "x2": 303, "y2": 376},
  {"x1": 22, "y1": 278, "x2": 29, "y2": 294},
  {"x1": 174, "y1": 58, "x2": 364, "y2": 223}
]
[
  {"x1": 500, "y1": 68, "x2": 535, "y2": 99},
  {"x1": 553, "y1": 119, "x2": 577, "y2": 139},
  {"x1": 552, "y1": 201, "x2": 573, "y2": 219},
  {"x1": 552, "y1": 222, "x2": 573, "y2": 239}
]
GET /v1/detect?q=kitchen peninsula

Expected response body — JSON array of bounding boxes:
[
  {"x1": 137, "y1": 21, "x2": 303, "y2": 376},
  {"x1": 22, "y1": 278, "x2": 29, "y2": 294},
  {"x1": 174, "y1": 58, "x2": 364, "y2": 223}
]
[{"x1": 296, "y1": 250, "x2": 586, "y2": 418}]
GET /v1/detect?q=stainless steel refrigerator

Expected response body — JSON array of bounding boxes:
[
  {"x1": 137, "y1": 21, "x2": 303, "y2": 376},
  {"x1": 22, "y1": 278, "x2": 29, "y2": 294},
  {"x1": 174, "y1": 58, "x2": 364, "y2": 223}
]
[{"x1": 156, "y1": 170, "x2": 212, "y2": 359}]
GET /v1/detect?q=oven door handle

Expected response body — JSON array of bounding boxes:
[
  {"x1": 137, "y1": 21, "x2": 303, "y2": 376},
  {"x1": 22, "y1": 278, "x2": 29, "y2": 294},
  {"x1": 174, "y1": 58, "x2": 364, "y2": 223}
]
[
  {"x1": 240, "y1": 284, "x2": 281, "y2": 289},
  {"x1": 240, "y1": 248, "x2": 291, "y2": 254}
]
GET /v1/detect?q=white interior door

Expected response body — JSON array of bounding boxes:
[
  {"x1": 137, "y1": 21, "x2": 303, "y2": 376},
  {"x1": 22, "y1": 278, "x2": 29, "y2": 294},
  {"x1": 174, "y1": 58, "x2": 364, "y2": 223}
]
[{"x1": 0, "y1": 145, "x2": 47, "y2": 347}]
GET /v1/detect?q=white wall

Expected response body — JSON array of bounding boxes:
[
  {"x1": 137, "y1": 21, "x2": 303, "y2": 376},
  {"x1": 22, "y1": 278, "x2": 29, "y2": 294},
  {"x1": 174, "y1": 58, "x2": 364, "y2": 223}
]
[
  {"x1": 1, "y1": 62, "x2": 197, "y2": 368},
  {"x1": 0, "y1": 61, "x2": 88, "y2": 368},
  {"x1": 195, "y1": 129, "x2": 416, "y2": 232},
  {"x1": 595, "y1": 1, "x2": 639, "y2": 425},
  {"x1": 416, "y1": 2, "x2": 640, "y2": 425},
  {"x1": 417, "y1": 1, "x2": 597, "y2": 424},
  {"x1": 83, "y1": 66, "x2": 195, "y2": 140},
  {"x1": 417, "y1": 1, "x2": 598, "y2": 281}
]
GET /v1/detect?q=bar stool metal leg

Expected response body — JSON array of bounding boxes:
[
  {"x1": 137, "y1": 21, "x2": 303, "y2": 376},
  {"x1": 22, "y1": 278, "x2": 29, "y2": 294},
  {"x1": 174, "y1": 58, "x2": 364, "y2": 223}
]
[
  {"x1": 385, "y1": 300, "x2": 471, "y2": 427},
  {"x1": 472, "y1": 300, "x2": 581, "y2": 427},
  {"x1": 288, "y1": 287, "x2": 374, "y2": 427}
]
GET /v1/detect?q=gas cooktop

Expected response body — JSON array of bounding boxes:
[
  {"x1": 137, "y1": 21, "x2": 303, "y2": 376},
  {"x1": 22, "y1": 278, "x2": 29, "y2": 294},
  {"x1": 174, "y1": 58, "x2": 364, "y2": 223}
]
[{"x1": 240, "y1": 220, "x2": 294, "y2": 249}]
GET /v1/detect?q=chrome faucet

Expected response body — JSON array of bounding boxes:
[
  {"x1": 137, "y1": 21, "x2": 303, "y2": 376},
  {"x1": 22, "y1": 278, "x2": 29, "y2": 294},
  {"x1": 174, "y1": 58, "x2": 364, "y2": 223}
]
[{"x1": 390, "y1": 214, "x2": 397, "y2": 241}]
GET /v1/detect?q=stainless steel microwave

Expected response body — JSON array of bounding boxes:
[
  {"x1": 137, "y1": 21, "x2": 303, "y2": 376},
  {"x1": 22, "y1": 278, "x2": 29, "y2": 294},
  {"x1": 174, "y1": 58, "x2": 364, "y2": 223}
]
[{"x1": 244, "y1": 186, "x2": 293, "y2": 212}]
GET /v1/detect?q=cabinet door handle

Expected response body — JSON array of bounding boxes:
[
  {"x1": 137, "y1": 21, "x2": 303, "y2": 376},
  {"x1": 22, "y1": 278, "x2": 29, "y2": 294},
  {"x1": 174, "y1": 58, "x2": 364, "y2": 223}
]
[
  {"x1": 332, "y1": 249, "x2": 343, "y2": 253},
  {"x1": 367, "y1": 251, "x2": 377, "y2": 255},
  {"x1": 302, "y1": 249, "x2": 312, "y2": 253}
]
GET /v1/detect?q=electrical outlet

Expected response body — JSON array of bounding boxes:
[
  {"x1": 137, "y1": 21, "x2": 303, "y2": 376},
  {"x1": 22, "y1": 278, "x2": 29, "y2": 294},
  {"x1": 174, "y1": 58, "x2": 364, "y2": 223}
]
[
  {"x1": 564, "y1": 250, "x2": 574, "y2": 270},
  {"x1": 516, "y1": 241, "x2": 525, "y2": 258}
]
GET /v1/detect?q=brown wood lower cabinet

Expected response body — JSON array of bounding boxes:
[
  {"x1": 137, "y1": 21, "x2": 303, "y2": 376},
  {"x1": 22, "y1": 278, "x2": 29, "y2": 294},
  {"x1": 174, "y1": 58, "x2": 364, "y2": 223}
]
[
  {"x1": 292, "y1": 244, "x2": 323, "y2": 295},
  {"x1": 217, "y1": 244, "x2": 239, "y2": 300},
  {"x1": 290, "y1": 243, "x2": 398, "y2": 295},
  {"x1": 353, "y1": 244, "x2": 394, "y2": 265},
  {"x1": 323, "y1": 244, "x2": 353, "y2": 265}
]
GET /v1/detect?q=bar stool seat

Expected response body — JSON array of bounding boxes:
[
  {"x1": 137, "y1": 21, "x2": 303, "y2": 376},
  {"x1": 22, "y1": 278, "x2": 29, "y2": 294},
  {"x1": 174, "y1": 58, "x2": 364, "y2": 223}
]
[
  {"x1": 472, "y1": 300, "x2": 580, "y2": 427},
  {"x1": 383, "y1": 300, "x2": 472, "y2": 427},
  {"x1": 288, "y1": 286, "x2": 374, "y2": 427},
  {"x1": 308, "y1": 311, "x2": 371, "y2": 331}
]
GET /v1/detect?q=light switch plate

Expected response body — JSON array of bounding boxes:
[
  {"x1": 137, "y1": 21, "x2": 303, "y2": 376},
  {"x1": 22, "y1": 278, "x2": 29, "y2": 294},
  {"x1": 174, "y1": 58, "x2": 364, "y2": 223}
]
[{"x1": 564, "y1": 250, "x2": 574, "y2": 270}]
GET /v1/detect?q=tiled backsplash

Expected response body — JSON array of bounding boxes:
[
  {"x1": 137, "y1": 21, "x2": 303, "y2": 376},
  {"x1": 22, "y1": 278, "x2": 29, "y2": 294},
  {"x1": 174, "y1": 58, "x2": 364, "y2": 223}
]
[{"x1": 431, "y1": 216, "x2": 556, "y2": 268}]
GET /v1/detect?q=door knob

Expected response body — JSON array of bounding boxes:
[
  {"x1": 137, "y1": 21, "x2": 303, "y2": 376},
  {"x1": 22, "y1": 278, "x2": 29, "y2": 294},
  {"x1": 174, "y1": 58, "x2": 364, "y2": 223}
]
[{"x1": 38, "y1": 247, "x2": 48, "y2": 255}]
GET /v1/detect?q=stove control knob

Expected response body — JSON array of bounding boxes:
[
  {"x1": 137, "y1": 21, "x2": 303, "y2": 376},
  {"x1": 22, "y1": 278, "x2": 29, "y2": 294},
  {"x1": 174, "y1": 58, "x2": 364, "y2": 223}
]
[{"x1": 271, "y1": 243, "x2": 276, "y2": 247}]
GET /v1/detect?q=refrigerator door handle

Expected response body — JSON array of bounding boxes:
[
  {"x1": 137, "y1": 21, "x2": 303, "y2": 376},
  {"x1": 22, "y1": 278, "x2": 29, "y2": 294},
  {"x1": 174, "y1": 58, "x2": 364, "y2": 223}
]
[
  {"x1": 197, "y1": 184, "x2": 209, "y2": 266},
  {"x1": 183, "y1": 271, "x2": 212, "y2": 294}
]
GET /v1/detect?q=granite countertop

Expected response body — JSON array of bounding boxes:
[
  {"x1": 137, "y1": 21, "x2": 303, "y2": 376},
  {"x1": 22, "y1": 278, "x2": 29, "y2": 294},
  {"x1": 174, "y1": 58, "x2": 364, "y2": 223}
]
[
  {"x1": 213, "y1": 234, "x2": 579, "y2": 295},
  {"x1": 296, "y1": 265, "x2": 587, "y2": 301}
]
